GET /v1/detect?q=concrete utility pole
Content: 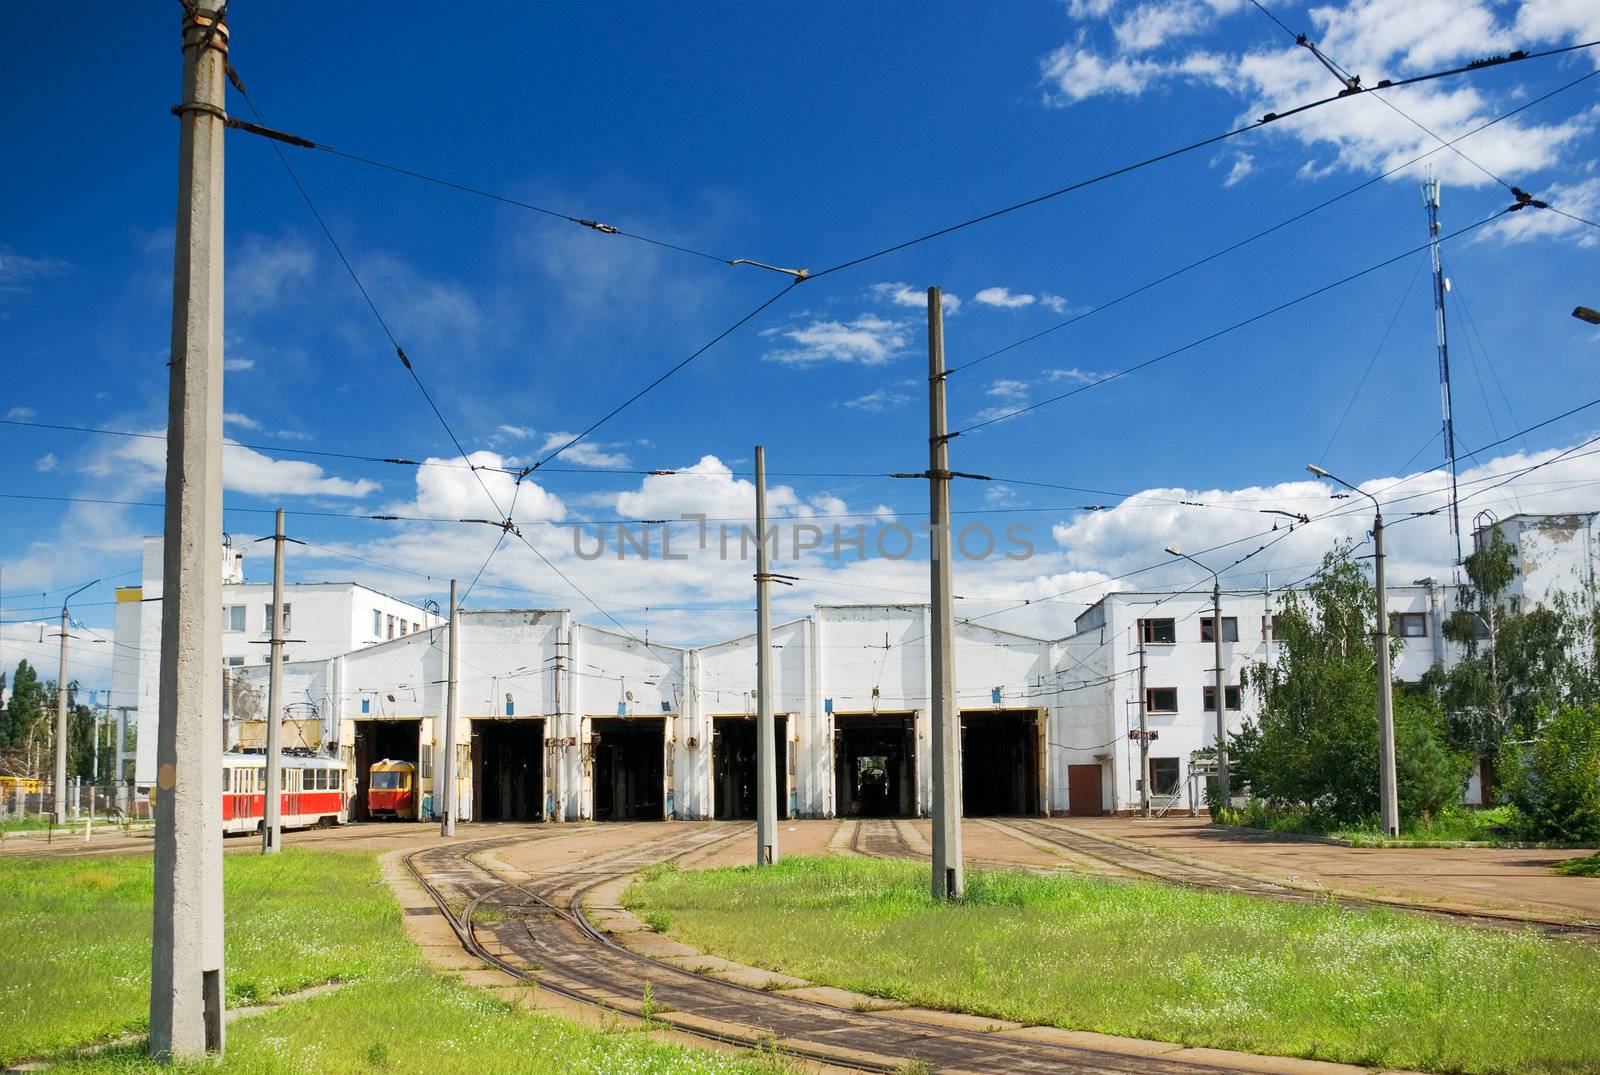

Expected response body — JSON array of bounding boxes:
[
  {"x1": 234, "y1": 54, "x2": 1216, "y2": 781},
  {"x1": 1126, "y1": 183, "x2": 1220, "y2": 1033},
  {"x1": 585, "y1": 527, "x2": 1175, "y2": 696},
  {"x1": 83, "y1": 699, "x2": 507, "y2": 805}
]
[
  {"x1": 1309, "y1": 465, "x2": 1399, "y2": 836},
  {"x1": 440, "y1": 579, "x2": 459, "y2": 836},
  {"x1": 754, "y1": 445, "x2": 779, "y2": 866},
  {"x1": 151, "y1": 3, "x2": 228, "y2": 1059},
  {"x1": 927, "y1": 286, "x2": 963, "y2": 901},
  {"x1": 262, "y1": 509, "x2": 287, "y2": 854},
  {"x1": 1137, "y1": 634, "x2": 1149, "y2": 818},
  {"x1": 551, "y1": 641, "x2": 564, "y2": 822}
]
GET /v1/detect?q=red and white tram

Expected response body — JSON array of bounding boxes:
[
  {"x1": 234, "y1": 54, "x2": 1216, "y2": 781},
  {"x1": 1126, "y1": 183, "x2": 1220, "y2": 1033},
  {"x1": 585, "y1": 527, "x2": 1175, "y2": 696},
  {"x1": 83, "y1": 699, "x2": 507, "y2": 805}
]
[{"x1": 222, "y1": 752, "x2": 350, "y2": 834}]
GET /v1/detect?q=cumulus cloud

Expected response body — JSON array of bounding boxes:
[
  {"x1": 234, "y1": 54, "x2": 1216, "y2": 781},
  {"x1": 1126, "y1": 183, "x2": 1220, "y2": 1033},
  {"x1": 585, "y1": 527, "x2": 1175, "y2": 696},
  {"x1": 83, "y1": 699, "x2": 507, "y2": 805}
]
[
  {"x1": 497, "y1": 424, "x2": 536, "y2": 439},
  {"x1": 89, "y1": 430, "x2": 380, "y2": 500},
  {"x1": 1478, "y1": 177, "x2": 1600, "y2": 247},
  {"x1": 390, "y1": 450, "x2": 565, "y2": 521},
  {"x1": 985, "y1": 379, "x2": 1032, "y2": 400},
  {"x1": 975, "y1": 287, "x2": 1038, "y2": 309},
  {"x1": 1039, "y1": 0, "x2": 1600, "y2": 194},
  {"x1": 537, "y1": 432, "x2": 630, "y2": 469},
  {"x1": 223, "y1": 411, "x2": 262, "y2": 431},
  {"x1": 870, "y1": 282, "x2": 961, "y2": 312},
  {"x1": 764, "y1": 315, "x2": 912, "y2": 366}
]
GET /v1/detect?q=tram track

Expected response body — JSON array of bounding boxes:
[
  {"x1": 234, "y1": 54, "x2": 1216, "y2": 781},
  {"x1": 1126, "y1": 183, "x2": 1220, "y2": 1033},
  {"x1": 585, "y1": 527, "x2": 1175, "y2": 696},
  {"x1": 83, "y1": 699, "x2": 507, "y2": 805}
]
[
  {"x1": 988, "y1": 818, "x2": 1600, "y2": 942},
  {"x1": 404, "y1": 823, "x2": 1253, "y2": 1074}
]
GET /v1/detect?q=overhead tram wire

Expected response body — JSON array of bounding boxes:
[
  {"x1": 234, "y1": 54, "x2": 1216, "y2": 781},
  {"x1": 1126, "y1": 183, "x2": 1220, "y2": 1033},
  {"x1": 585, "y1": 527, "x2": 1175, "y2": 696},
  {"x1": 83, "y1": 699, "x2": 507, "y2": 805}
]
[
  {"x1": 227, "y1": 81, "x2": 511, "y2": 530},
  {"x1": 1319, "y1": 257, "x2": 1426, "y2": 464},
  {"x1": 1245, "y1": 0, "x2": 1600, "y2": 234},
  {"x1": 953, "y1": 206, "x2": 1514, "y2": 437},
  {"x1": 943, "y1": 66, "x2": 1600, "y2": 381},
  {"x1": 804, "y1": 39, "x2": 1600, "y2": 283}
]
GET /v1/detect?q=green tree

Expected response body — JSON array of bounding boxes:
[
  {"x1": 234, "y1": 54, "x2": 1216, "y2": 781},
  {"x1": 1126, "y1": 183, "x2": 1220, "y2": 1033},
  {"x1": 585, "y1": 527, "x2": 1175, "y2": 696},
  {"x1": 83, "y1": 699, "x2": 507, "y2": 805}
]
[
  {"x1": 1237, "y1": 545, "x2": 1464, "y2": 825},
  {"x1": 1, "y1": 660, "x2": 49, "y2": 771},
  {"x1": 1499, "y1": 704, "x2": 1600, "y2": 843}
]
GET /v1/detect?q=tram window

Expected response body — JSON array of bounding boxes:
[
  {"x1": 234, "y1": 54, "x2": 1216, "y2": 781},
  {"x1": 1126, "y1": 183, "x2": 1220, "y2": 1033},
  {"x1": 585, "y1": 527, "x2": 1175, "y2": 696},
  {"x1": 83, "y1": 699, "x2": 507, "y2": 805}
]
[
  {"x1": 223, "y1": 768, "x2": 231, "y2": 793},
  {"x1": 372, "y1": 771, "x2": 405, "y2": 790}
]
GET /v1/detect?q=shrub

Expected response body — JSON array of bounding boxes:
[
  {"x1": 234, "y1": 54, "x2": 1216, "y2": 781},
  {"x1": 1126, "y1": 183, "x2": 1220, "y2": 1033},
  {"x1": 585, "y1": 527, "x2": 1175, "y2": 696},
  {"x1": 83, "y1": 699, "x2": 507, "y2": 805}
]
[{"x1": 1499, "y1": 704, "x2": 1600, "y2": 843}]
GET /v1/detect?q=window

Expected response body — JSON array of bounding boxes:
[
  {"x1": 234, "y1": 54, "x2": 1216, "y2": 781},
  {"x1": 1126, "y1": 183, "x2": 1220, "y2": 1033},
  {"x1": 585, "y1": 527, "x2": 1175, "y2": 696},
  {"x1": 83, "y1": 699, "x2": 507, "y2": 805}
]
[
  {"x1": 1262, "y1": 614, "x2": 1279, "y2": 641},
  {"x1": 399, "y1": 620, "x2": 408, "y2": 637},
  {"x1": 262, "y1": 603, "x2": 292, "y2": 634},
  {"x1": 1145, "y1": 687, "x2": 1178, "y2": 713},
  {"x1": 226, "y1": 655, "x2": 244, "y2": 667},
  {"x1": 373, "y1": 609, "x2": 383, "y2": 636},
  {"x1": 224, "y1": 605, "x2": 245, "y2": 632},
  {"x1": 387, "y1": 614, "x2": 396, "y2": 640},
  {"x1": 1203, "y1": 685, "x2": 1243, "y2": 711},
  {"x1": 361, "y1": 698, "x2": 371, "y2": 714},
  {"x1": 1149, "y1": 757, "x2": 1180, "y2": 796},
  {"x1": 223, "y1": 767, "x2": 232, "y2": 793},
  {"x1": 1392, "y1": 612, "x2": 1428, "y2": 638},
  {"x1": 1199, "y1": 616, "x2": 1240, "y2": 643},
  {"x1": 1139, "y1": 618, "x2": 1176, "y2": 644}
]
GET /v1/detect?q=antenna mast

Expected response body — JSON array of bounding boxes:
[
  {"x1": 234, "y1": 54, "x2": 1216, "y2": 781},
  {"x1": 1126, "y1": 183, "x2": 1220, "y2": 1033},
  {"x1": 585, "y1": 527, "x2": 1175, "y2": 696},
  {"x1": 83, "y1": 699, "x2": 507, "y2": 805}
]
[{"x1": 1423, "y1": 169, "x2": 1462, "y2": 570}]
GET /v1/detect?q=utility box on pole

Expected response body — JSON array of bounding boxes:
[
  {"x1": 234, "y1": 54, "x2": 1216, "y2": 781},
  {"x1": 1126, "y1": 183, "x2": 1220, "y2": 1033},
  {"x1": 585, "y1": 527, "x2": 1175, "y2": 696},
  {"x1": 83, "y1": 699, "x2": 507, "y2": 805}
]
[{"x1": 151, "y1": 3, "x2": 228, "y2": 1059}]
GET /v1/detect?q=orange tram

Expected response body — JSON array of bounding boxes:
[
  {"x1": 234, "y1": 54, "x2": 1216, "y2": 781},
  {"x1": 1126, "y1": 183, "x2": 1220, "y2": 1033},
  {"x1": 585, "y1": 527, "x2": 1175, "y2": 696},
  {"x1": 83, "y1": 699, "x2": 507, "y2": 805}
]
[
  {"x1": 367, "y1": 759, "x2": 419, "y2": 820},
  {"x1": 221, "y1": 752, "x2": 350, "y2": 834}
]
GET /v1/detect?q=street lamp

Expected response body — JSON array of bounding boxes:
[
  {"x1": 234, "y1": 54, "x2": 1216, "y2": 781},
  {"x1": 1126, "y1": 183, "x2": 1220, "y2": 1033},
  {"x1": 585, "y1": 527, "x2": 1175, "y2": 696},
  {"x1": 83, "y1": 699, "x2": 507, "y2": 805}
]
[
  {"x1": 1165, "y1": 546, "x2": 1230, "y2": 809},
  {"x1": 1573, "y1": 306, "x2": 1600, "y2": 325},
  {"x1": 1307, "y1": 464, "x2": 1399, "y2": 836}
]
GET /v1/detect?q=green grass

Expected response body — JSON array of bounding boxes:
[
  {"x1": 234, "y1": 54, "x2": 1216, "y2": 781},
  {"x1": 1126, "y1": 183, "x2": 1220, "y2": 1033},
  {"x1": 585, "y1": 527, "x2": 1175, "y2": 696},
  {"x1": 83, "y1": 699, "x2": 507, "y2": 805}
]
[
  {"x1": 627, "y1": 856, "x2": 1600, "y2": 1075},
  {"x1": 1220, "y1": 801, "x2": 1527, "y2": 847},
  {"x1": 1555, "y1": 852, "x2": 1600, "y2": 878},
  {"x1": 0, "y1": 848, "x2": 784, "y2": 1074}
]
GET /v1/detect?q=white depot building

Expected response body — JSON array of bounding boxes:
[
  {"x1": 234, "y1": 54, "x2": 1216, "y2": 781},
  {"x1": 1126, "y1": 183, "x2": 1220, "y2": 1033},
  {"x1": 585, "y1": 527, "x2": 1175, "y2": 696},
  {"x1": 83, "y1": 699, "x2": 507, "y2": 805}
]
[
  {"x1": 112, "y1": 536, "x2": 440, "y2": 784},
  {"x1": 121, "y1": 510, "x2": 1594, "y2": 817}
]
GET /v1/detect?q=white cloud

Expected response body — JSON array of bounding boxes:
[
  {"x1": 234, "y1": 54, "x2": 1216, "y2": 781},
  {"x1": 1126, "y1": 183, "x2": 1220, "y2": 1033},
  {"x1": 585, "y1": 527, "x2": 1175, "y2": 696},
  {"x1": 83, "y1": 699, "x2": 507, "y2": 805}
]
[
  {"x1": 1040, "y1": 294, "x2": 1073, "y2": 314},
  {"x1": 34, "y1": 453, "x2": 58, "y2": 473},
  {"x1": 1478, "y1": 177, "x2": 1600, "y2": 247},
  {"x1": 839, "y1": 387, "x2": 912, "y2": 412},
  {"x1": 615, "y1": 455, "x2": 802, "y2": 522},
  {"x1": 0, "y1": 249, "x2": 67, "y2": 295},
  {"x1": 223, "y1": 411, "x2": 261, "y2": 431},
  {"x1": 223, "y1": 357, "x2": 255, "y2": 371},
  {"x1": 1040, "y1": 0, "x2": 1600, "y2": 194},
  {"x1": 274, "y1": 430, "x2": 315, "y2": 442},
  {"x1": 497, "y1": 424, "x2": 536, "y2": 439},
  {"x1": 985, "y1": 379, "x2": 1032, "y2": 401},
  {"x1": 764, "y1": 315, "x2": 912, "y2": 366},
  {"x1": 536, "y1": 432, "x2": 630, "y2": 469},
  {"x1": 1044, "y1": 367, "x2": 1111, "y2": 385},
  {"x1": 389, "y1": 450, "x2": 565, "y2": 522},
  {"x1": 89, "y1": 430, "x2": 380, "y2": 500},
  {"x1": 975, "y1": 287, "x2": 1037, "y2": 309},
  {"x1": 5, "y1": 406, "x2": 36, "y2": 421},
  {"x1": 1223, "y1": 152, "x2": 1255, "y2": 187},
  {"x1": 869, "y1": 282, "x2": 961, "y2": 312},
  {"x1": 232, "y1": 235, "x2": 315, "y2": 312}
]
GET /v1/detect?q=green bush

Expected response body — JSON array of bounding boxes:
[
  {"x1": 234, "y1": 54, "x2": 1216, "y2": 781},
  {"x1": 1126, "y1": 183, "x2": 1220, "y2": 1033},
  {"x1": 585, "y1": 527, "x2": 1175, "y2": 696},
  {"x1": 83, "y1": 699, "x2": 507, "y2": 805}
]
[{"x1": 1499, "y1": 704, "x2": 1600, "y2": 843}]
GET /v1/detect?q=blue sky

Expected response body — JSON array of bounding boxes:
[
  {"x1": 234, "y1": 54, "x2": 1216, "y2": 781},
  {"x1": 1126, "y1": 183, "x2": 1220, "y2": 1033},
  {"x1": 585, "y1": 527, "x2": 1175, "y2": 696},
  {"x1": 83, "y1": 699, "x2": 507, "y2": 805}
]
[{"x1": 3, "y1": 0, "x2": 1599, "y2": 685}]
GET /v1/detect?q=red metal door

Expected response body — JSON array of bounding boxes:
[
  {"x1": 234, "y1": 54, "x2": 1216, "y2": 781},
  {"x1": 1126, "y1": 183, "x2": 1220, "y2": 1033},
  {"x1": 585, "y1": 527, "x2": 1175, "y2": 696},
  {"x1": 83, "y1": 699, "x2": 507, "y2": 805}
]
[{"x1": 1067, "y1": 764, "x2": 1104, "y2": 816}]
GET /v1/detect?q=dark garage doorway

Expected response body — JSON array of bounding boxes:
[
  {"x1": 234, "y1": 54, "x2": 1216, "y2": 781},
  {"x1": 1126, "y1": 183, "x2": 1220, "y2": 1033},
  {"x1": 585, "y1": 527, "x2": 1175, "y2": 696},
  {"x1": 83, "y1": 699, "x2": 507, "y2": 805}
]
[
  {"x1": 591, "y1": 717, "x2": 665, "y2": 821},
  {"x1": 472, "y1": 719, "x2": 545, "y2": 822},
  {"x1": 834, "y1": 713, "x2": 916, "y2": 818},
  {"x1": 351, "y1": 718, "x2": 421, "y2": 821},
  {"x1": 712, "y1": 715, "x2": 789, "y2": 820},
  {"x1": 961, "y1": 709, "x2": 1041, "y2": 816}
]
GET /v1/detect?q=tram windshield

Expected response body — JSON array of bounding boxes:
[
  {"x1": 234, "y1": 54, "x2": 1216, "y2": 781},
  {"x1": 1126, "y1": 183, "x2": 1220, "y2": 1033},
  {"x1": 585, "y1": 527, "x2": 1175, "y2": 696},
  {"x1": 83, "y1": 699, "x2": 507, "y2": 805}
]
[{"x1": 371, "y1": 771, "x2": 408, "y2": 790}]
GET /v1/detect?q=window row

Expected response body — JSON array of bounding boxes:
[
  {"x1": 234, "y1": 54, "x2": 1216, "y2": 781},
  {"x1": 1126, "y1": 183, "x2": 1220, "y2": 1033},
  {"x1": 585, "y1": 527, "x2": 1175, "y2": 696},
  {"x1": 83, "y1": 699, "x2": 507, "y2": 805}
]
[
  {"x1": 373, "y1": 609, "x2": 424, "y2": 640},
  {"x1": 1137, "y1": 616, "x2": 1240, "y2": 644},
  {"x1": 1143, "y1": 685, "x2": 1243, "y2": 713},
  {"x1": 224, "y1": 604, "x2": 293, "y2": 633}
]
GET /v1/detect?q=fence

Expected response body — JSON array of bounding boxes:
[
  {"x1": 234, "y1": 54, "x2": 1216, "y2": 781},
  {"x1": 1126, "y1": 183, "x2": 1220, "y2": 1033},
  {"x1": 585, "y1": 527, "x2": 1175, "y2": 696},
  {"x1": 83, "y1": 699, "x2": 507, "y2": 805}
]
[{"x1": 0, "y1": 779, "x2": 153, "y2": 827}]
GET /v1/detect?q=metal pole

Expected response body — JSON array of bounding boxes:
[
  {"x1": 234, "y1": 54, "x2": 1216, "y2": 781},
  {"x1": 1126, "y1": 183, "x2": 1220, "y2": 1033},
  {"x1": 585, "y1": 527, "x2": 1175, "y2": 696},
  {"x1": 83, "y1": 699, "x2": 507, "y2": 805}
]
[
  {"x1": 754, "y1": 445, "x2": 778, "y2": 866},
  {"x1": 262, "y1": 509, "x2": 285, "y2": 853},
  {"x1": 152, "y1": 3, "x2": 228, "y2": 1059},
  {"x1": 441, "y1": 579, "x2": 459, "y2": 836},
  {"x1": 927, "y1": 286, "x2": 963, "y2": 901},
  {"x1": 1138, "y1": 634, "x2": 1149, "y2": 818},
  {"x1": 1374, "y1": 511, "x2": 1399, "y2": 836},
  {"x1": 53, "y1": 607, "x2": 69, "y2": 825},
  {"x1": 552, "y1": 641, "x2": 564, "y2": 822},
  {"x1": 1213, "y1": 579, "x2": 1229, "y2": 807}
]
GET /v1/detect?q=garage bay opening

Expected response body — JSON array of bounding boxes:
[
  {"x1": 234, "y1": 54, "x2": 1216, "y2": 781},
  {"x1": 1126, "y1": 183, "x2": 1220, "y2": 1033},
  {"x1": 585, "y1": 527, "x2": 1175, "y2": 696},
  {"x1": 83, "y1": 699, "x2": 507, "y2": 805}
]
[
  {"x1": 351, "y1": 718, "x2": 420, "y2": 821},
  {"x1": 591, "y1": 716, "x2": 665, "y2": 821},
  {"x1": 472, "y1": 719, "x2": 545, "y2": 822},
  {"x1": 833, "y1": 712, "x2": 916, "y2": 818},
  {"x1": 712, "y1": 715, "x2": 789, "y2": 820},
  {"x1": 960, "y1": 709, "x2": 1042, "y2": 816}
]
